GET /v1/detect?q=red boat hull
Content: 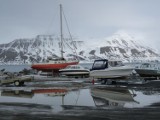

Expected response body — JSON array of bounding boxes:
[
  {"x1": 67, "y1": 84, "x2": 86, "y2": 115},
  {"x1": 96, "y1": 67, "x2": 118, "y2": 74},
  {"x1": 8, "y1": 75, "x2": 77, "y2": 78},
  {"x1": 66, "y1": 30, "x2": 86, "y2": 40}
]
[{"x1": 31, "y1": 61, "x2": 79, "y2": 71}]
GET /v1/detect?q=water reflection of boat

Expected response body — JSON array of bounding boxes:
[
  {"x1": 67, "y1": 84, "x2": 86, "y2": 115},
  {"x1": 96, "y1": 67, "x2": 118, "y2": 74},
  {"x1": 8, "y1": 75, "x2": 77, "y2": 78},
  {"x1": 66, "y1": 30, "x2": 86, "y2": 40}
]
[
  {"x1": 32, "y1": 88, "x2": 68, "y2": 96},
  {"x1": 1, "y1": 90, "x2": 34, "y2": 98},
  {"x1": 1, "y1": 88, "x2": 68, "y2": 98},
  {"x1": 90, "y1": 87, "x2": 136, "y2": 107}
]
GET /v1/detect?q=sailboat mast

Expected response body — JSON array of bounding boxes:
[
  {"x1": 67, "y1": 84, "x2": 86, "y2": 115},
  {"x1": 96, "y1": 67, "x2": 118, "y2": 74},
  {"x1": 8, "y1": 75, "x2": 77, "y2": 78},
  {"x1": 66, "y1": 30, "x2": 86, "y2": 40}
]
[{"x1": 60, "y1": 4, "x2": 64, "y2": 59}]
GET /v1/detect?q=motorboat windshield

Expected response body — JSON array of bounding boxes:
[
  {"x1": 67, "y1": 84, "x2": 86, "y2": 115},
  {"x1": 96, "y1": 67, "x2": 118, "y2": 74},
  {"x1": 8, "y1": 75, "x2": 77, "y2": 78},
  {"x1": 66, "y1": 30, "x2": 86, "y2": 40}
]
[
  {"x1": 140, "y1": 63, "x2": 160, "y2": 70},
  {"x1": 91, "y1": 59, "x2": 108, "y2": 70},
  {"x1": 65, "y1": 65, "x2": 82, "y2": 70}
]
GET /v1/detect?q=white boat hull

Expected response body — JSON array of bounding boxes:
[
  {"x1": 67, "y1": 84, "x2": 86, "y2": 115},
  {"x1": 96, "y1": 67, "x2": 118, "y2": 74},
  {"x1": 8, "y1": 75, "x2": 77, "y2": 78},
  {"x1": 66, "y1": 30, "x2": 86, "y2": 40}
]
[
  {"x1": 90, "y1": 66, "x2": 133, "y2": 79},
  {"x1": 60, "y1": 70, "x2": 89, "y2": 76},
  {"x1": 59, "y1": 65, "x2": 90, "y2": 76}
]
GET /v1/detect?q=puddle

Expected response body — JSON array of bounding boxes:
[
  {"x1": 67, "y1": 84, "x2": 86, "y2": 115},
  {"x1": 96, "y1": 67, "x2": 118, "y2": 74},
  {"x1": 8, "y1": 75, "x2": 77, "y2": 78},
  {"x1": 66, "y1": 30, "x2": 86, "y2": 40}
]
[{"x1": 0, "y1": 86, "x2": 160, "y2": 113}]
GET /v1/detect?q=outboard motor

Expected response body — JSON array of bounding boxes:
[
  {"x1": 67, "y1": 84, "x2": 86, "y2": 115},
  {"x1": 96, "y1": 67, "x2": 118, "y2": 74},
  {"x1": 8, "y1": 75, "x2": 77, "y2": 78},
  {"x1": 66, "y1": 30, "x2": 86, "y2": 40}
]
[{"x1": 90, "y1": 59, "x2": 108, "y2": 71}]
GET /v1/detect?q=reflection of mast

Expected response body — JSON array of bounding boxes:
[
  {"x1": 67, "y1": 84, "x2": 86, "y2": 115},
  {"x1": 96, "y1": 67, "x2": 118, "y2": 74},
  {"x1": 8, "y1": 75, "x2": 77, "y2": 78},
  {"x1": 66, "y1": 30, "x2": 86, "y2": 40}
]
[
  {"x1": 62, "y1": 95, "x2": 64, "y2": 105},
  {"x1": 75, "y1": 89, "x2": 80, "y2": 105}
]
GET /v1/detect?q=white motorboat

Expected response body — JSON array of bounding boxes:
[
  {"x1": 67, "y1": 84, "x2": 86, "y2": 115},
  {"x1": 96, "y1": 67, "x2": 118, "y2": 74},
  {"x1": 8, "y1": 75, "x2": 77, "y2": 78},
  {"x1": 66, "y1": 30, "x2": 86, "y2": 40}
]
[
  {"x1": 135, "y1": 62, "x2": 160, "y2": 78},
  {"x1": 90, "y1": 59, "x2": 134, "y2": 79},
  {"x1": 59, "y1": 65, "x2": 90, "y2": 77}
]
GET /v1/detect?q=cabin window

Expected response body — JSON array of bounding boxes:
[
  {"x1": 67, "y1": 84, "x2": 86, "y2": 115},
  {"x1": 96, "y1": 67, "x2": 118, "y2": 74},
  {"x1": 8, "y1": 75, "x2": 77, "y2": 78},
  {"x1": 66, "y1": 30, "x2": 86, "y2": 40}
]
[
  {"x1": 117, "y1": 61, "x2": 124, "y2": 66},
  {"x1": 109, "y1": 61, "x2": 124, "y2": 67},
  {"x1": 92, "y1": 61, "x2": 107, "y2": 69},
  {"x1": 76, "y1": 66, "x2": 80, "y2": 69},
  {"x1": 141, "y1": 64, "x2": 150, "y2": 68}
]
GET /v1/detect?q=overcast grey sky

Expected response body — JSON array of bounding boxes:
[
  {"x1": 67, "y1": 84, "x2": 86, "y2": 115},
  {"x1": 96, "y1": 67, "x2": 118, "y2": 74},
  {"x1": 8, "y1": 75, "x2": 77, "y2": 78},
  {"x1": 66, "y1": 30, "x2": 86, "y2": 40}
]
[{"x1": 0, "y1": 0, "x2": 160, "y2": 50}]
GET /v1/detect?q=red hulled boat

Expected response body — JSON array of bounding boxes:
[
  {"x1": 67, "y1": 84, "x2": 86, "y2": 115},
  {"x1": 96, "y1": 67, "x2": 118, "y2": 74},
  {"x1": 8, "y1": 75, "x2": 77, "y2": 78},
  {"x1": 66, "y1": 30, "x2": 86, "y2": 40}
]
[
  {"x1": 31, "y1": 4, "x2": 79, "y2": 71},
  {"x1": 31, "y1": 59, "x2": 79, "y2": 71}
]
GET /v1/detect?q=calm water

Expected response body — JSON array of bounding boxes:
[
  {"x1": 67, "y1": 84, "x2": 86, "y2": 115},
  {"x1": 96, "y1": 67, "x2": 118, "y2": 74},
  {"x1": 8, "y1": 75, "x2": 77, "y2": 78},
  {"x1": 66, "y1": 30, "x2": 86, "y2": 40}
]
[
  {"x1": 0, "y1": 64, "x2": 31, "y2": 72},
  {"x1": 0, "y1": 86, "x2": 160, "y2": 112}
]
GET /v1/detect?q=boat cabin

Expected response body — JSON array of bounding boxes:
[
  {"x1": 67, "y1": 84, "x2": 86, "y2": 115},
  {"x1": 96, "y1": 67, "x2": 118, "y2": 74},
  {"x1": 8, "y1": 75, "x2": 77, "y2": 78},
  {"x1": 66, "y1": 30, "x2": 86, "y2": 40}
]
[
  {"x1": 65, "y1": 65, "x2": 83, "y2": 70},
  {"x1": 91, "y1": 59, "x2": 108, "y2": 70},
  {"x1": 139, "y1": 63, "x2": 160, "y2": 70},
  {"x1": 91, "y1": 59, "x2": 124, "y2": 70},
  {"x1": 109, "y1": 60, "x2": 124, "y2": 67}
]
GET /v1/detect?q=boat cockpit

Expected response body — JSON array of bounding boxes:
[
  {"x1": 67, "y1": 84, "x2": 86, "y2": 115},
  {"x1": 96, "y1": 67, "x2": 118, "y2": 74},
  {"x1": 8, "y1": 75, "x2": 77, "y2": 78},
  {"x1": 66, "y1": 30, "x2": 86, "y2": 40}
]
[
  {"x1": 91, "y1": 59, "x2": 124, "y2": 71},
  {"x1": 91, "y1": 59, "x2": 108, "y2": 70},
  {"x1": 139, "y1": 63, "x2": 160, "y2": 70}
]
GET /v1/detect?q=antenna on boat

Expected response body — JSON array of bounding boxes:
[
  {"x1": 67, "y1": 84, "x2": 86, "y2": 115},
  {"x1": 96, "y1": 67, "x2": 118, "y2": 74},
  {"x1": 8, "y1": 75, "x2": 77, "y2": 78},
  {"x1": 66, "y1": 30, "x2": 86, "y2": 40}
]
[{"x1": 60, "y1": 4, "x2": 64, "y2": 59}]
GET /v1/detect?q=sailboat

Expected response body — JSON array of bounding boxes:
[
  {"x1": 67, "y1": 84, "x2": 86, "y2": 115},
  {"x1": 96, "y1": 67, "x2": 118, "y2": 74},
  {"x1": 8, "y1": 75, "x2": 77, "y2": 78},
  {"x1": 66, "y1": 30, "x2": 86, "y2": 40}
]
[{"x1": 31, "y1": 4, "x2": 79, "y2": 72}]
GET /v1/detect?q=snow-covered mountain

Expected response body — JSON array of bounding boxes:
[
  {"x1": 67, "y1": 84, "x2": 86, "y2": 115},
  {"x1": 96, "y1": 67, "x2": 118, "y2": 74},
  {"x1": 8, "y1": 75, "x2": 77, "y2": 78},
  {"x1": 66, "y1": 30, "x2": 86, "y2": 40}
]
[
  {"x1": 0, "y1": 35, "x2": 84, "y2": 64},
  {"x1": 0, "y1": 32, "x2": 159, "y2": 64},
  {"x1": 80, "y1": 31, "x2": 160, "y2": 62}
]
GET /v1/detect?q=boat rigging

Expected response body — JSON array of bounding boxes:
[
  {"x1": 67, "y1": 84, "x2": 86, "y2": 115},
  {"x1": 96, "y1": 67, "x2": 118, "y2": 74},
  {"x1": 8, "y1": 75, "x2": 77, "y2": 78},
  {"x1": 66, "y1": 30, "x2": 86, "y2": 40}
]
[{"x1": 31, "y1": 4, "x2": 79, "y2": 72}]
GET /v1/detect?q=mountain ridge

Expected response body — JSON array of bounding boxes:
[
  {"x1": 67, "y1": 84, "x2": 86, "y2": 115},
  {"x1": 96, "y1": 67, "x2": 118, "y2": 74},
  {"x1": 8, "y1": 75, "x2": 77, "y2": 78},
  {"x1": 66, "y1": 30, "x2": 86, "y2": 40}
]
[{"x1": 0, "y1": 32, "x2": 159, "y2": 64}]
